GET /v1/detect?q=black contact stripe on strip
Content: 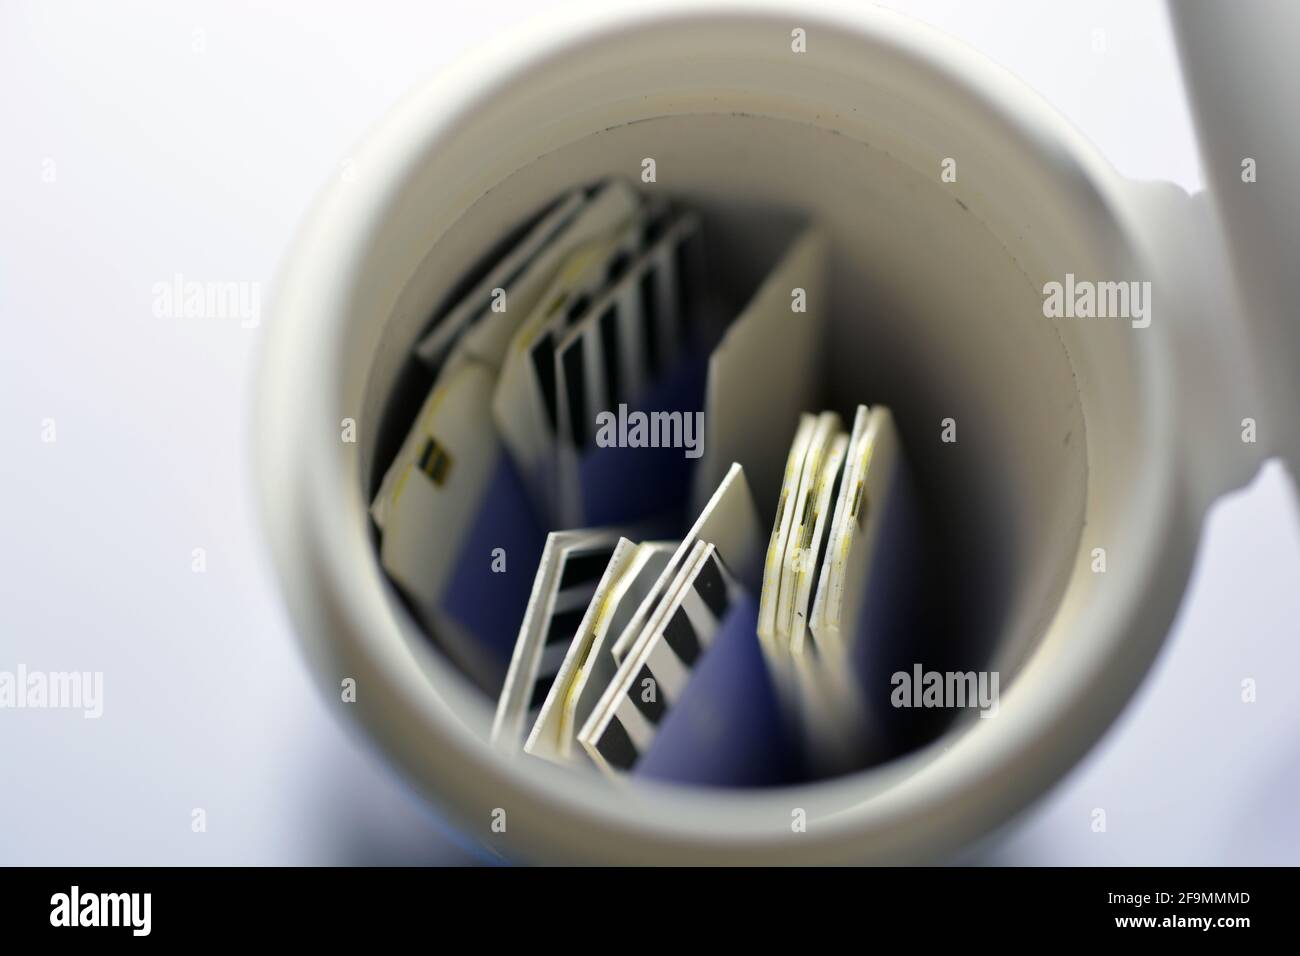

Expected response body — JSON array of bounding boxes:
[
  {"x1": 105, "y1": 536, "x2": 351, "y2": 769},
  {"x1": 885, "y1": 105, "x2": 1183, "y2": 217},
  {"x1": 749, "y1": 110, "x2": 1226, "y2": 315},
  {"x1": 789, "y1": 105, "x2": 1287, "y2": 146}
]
[
  {"x1": 628, "y1": 664, "x2": 667, "y2": 724},
  {"x1": 638, "y1": 269, "x2": 660, "y2": 377},
  {"x1": 605, "y1": 250, "x2": 631, "y2": 285},
  {"x1": 662, "y1": 606, "x2": 702, "y2": 667},
  {"x1": 528, "y1": 675, "x2": 556, "y2": 712},
  {"x1": 562, "y1": 340, "x2": 588, "y2": 448},
  {"x1": 530, "y1": 332, "x2": 558, "y2": 432},
  {"x1": 559, "y1": 548, "x2": 614, "y2": 591},
  {"x1": 599, "y1": 304, "x2": 622, "y2": 407},
  {"x1": 596, "y1": 718, "x2": 638, "y2": 771},
  {"x1": 565, "y1": 293, "x2": 591, "y2": 326},
  {"x1": 643, "y1": 209, "x2": 668, "y2": 247},
  {"x1": 692, "y1": 553, "x2": 731, "y2": 622},
  {"x1": 545, "y1": 606, "x2": 588, "y2": 645}
]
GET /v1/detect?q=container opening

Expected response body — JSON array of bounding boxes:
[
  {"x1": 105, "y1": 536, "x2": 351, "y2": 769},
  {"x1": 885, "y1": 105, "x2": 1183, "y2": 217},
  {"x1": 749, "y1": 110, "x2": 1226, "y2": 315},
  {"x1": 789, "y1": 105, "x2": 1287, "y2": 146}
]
[{"x1": 360, "y1": 109, "x2": 1090, "y2": 787}]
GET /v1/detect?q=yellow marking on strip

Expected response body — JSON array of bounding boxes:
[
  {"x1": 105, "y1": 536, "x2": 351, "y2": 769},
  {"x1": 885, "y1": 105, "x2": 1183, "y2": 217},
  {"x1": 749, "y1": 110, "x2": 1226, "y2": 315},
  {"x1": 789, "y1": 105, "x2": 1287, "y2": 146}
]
[
  {"x1": 516, "y1": 247, "x2": 603, "y2": 351},
  {"x1": 421, "y1": 441, "x2": 452, "y2": 485},
  {"x1": 387, "y1": 377, "x2": 461, "y2": 510},
  {"x1": 391, "y1": 462, "x2": 416, "y2": 508},
  {"x1": 851, "y1": 435, "x2": 877, "y2": 530}
]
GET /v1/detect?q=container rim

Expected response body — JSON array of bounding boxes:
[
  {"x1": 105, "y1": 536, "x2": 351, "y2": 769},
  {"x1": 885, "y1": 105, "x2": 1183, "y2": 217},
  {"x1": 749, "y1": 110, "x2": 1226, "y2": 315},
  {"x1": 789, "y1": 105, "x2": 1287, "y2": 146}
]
[{"x1": 256, "y1": 0, "x2": 1193, "y2": 863}]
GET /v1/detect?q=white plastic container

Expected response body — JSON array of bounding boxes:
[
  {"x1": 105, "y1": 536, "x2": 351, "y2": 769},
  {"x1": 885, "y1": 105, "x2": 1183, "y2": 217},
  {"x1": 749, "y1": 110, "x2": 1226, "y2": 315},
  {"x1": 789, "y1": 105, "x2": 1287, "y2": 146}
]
[{"x1": 256, "y1": 1, "x2": 1298, "y2": 863}]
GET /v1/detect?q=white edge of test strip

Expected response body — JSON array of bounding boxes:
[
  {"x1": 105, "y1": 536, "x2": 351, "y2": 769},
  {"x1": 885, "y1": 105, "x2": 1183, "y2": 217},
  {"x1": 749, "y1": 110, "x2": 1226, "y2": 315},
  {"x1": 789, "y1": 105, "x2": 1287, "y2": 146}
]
[
  {"x1": 789, "y1": 430, "x2": 849, "y2": 656},
  {"x1": 809, "y1": 405, "x2": 869, "y2": 647},
  {"x1": 809, "y1": 406, "x2": 896, "y2": 657},
  {"x1": 522, "y1": 538, "x2": 637, "y2": 764},
  {"x1": 413, "y1": 189, "x2": 587, "y2": 365},
  {"x1": 774, "y1": 411, "x2": 841, "y2": 644},
  {"x1": 757, "y1": 414, "x2": 816, "y2": 648},
  {"x1": 490, "y1": 529, "x2": 600, "y2": 748},
  {"x1": 555, "y1": 541, "x2": 677, "y2": 761},
  {"x1": 608, "y1": 462, "x2": 747, "y2": 663}
]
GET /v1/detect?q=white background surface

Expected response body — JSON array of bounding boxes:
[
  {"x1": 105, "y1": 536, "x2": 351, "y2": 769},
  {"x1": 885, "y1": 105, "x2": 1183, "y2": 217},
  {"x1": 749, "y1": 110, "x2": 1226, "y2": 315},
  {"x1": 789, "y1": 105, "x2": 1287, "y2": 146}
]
[{"x1": 1, "y1": 0, "x2": 1296, "y2": 864}]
